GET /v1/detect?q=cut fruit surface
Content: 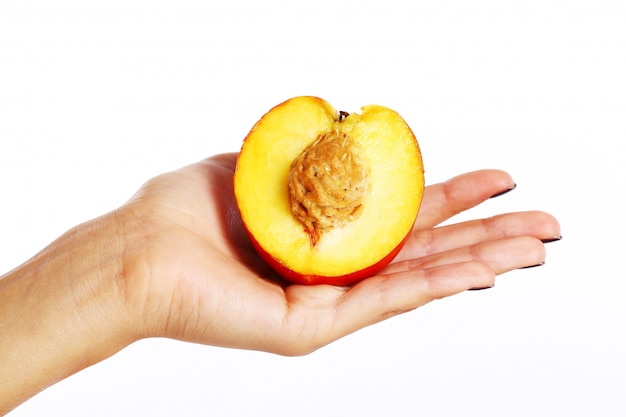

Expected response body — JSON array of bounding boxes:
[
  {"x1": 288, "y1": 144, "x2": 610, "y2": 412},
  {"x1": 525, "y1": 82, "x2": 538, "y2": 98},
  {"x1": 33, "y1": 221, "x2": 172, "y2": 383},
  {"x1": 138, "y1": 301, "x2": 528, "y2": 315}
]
[{"x1": 234, "y1": 96, "x2": 424, "y2": 286}]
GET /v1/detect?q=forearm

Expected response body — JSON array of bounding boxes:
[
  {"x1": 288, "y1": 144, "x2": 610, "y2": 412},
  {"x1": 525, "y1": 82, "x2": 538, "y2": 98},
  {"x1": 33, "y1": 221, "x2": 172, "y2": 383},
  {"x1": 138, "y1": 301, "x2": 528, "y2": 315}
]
[{"x1": 0, "y1": 213, "x2": 136, "y2": 414}]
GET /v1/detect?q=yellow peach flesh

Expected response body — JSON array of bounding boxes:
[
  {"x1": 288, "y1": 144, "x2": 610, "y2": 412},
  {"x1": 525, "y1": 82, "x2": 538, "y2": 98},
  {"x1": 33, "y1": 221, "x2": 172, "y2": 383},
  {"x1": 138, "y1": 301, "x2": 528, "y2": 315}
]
[{"x1": 234, "y1": 96, "x2": 424, "y2": 281}]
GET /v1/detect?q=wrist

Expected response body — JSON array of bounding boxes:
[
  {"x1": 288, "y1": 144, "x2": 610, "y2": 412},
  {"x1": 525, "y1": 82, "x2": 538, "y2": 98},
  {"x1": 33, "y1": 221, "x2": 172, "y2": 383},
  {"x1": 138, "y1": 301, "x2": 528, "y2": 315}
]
[{"x1": 0, "y1": 212, "x2": 138, "y2": 413}]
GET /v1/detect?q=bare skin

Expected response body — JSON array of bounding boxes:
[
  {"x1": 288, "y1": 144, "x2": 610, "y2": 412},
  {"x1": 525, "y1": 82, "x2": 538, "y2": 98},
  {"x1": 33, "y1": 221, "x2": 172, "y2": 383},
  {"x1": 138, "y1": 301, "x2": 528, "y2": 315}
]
[{"x1": 0, "y1": 153, "x2": 561, "y2": 414}]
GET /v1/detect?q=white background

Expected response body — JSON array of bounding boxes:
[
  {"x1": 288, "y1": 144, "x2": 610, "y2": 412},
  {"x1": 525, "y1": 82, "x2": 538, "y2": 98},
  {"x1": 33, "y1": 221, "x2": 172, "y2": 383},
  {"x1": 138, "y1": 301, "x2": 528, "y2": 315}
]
[{"x1": 1, "y1": 0, "x2": 625, "y2": 416}]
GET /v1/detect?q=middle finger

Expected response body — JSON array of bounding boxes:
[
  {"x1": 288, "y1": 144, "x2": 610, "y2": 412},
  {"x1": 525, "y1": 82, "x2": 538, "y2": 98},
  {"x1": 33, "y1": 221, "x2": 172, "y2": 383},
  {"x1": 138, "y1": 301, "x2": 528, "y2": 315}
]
[{"x1": 394, "y1": 210, "x2": 560, "y2": 263}]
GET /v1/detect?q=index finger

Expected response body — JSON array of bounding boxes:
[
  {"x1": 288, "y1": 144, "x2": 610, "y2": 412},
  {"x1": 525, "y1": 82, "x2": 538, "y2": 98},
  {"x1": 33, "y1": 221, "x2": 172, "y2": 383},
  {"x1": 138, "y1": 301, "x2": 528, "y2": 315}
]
[{"x1": 415, "y1": 169, "x2": 516, "y2": 229}]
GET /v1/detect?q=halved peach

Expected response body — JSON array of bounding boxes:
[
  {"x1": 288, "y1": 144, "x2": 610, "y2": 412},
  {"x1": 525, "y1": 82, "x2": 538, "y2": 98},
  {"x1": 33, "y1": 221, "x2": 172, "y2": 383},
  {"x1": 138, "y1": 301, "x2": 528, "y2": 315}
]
[{"x1": 234, "y1": 96, "x2": 424, "y2": 286}]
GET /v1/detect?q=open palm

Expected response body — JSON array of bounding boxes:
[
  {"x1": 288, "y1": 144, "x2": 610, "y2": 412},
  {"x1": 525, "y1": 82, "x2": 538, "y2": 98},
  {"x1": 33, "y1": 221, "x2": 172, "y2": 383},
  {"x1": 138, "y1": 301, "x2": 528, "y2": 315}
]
[{"x1": 119, "y1": 153, "x2": 560, "y2": 355}]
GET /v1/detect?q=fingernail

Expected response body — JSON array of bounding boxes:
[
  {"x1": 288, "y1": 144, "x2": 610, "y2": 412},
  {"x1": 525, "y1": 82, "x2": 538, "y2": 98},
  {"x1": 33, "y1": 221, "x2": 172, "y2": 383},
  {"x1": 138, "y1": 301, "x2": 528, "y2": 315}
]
[
  {"x1": 541, "y1": 235, "x2": 562, "y2": 244},
  {"x1": 489, "y1": 183, "x2": 517, "y2": 199},
  {"x1": 468, "y1": 284, "x2": 495, "y2": 291},
  {"x1": 519, "y1": 262, "x2": 545, "y2": 269}
]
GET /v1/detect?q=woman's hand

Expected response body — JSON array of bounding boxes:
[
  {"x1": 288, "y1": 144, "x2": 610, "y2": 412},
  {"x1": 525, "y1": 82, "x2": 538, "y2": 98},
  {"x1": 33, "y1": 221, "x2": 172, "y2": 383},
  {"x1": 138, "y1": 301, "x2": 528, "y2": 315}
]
[
  {"x1": 0, "y1": 153, "x2": 560, "y2": 413},
  {"x1": 119, "y1": 153, "x2": 561, "y2": 355}
]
